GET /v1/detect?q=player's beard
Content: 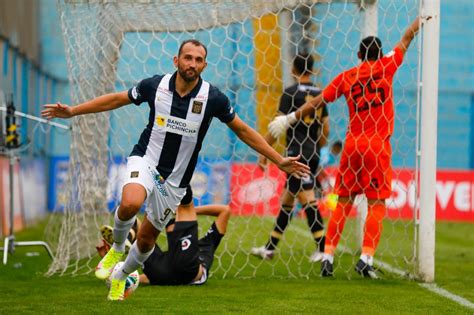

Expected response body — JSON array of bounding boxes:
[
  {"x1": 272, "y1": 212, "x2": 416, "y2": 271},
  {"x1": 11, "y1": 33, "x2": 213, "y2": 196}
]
[{"x1": 178, "y1": 65, "x2": 199, "y2": 82}]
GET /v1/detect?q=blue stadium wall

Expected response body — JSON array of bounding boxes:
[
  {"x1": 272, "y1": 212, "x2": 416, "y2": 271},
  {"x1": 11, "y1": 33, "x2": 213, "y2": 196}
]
[
  {"x1": 38, "y1": 0, "x2": 474, "y2": 209},
  {"x1": 0, "y1": 34, "x2": 69, "y2": 221}
]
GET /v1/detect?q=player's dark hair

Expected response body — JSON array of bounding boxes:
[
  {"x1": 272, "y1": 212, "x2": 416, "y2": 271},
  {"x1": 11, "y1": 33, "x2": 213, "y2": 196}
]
[
  {"x1": 359, "y1": 36, "x2": 383, "y2": 61},
  {"x1": 178, "y1": 39, "x2": 208, "y2": 58},
  {"x1": 332, "y1": 140, "x2": 343, "y2": 150},
  {"x1": 293, "y1": 53, "x2": 314, "y2": 76}
]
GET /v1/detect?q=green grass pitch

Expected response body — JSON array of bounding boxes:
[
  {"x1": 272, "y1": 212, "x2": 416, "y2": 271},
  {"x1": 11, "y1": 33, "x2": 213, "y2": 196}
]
[{"x1": 0, "y1": 217, "x2": 472, "y2": 314}]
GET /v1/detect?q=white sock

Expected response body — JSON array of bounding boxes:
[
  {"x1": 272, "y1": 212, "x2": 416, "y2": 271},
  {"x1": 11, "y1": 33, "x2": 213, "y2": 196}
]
[
  {"x1": 112, "y1": 209, "x2": 136, "y2": 253},
  {"x1": 114, "y1": 242, "x2": 154, "y2": 281},
  {"x1": 360, "y1": 254, "x2": 374, "y2": 266},
  {"x1": 323, "y1": 253, "x2": 334, "y2": 264}
]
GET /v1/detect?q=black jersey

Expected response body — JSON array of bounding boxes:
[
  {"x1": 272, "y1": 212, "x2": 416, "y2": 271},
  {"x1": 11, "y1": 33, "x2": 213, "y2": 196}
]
[{"x1": 278, "y1": 83, "x2": 328, "y2": 160}]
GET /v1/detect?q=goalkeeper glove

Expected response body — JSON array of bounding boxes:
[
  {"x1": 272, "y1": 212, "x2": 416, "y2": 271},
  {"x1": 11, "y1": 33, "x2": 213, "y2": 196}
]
[{"x1": 268, "y1": 112, "x2": 297, "y2": 138}]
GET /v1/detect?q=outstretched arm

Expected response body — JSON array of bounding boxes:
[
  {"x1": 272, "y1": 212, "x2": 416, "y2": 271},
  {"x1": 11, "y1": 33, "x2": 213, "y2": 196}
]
[
  {"x1": 395, "y1": 16, "x2": 431, "y2": 54},
  {"x1": 195, "y1": 204, "x2": 231, "y2": 234},
  {"x1": 227, "y1": 115, "x2": 310, "y2": 178},
  {"x1": 195, "y1": 204, "x2": 230, "y2": 217},
  {"x1": 41, "y1": 91, "x2": 131, "y2": 119},
  {"x1": 258, "y1": 118, "x2": 280, "y2": 170}
]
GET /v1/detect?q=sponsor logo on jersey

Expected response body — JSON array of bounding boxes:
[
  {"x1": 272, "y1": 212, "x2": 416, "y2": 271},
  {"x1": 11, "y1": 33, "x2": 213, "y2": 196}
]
[
  {"x1": 156, "y1": 174, "x2": 165, "y2": 184},
  {"x1": 156, "y1": 116, "x2": 166, "y2": 126},
  {"x1": 155, "y1": 114, "x2": 200, "y2": 138},
  {"x1": 130, "y1": 171, "x2": 139, "y2": 178},
  {"x1": 148, "y1": 167, "x2": 168, "y2": 197},
  {"x1": 192, "y1": 100, "x2": 203, "y2": 114}
]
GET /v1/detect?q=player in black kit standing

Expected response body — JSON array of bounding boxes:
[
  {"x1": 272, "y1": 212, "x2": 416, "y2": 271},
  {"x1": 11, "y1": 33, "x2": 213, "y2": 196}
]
[{"x1": 251, "y1": 53, "x2": 329, "y2": 262}]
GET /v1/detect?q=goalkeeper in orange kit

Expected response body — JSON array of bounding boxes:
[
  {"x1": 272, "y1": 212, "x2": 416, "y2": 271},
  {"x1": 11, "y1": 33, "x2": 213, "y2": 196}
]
[{"x1": 268, "y1": 16, "x2": 430, "y2": 278}]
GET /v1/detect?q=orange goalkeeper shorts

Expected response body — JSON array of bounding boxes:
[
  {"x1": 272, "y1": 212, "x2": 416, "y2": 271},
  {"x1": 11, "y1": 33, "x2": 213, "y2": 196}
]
[{"x1": 334, "y1": 136, "x2": 392, "y2": 200}]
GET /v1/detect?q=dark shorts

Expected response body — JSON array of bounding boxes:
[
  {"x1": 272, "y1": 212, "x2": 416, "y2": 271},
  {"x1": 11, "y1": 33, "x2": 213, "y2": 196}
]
[
  {"x1": 143, "y1": 221, "x2": 200, "y2": 286},
  {"x1": 285, "y1": 156, "x2": 320, "y2": 195}
]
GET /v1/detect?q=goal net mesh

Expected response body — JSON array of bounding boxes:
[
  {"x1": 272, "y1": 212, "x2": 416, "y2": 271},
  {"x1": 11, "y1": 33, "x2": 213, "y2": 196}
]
[{"x1": 47, "y1": 0, "x2": 421, "y2": 279}]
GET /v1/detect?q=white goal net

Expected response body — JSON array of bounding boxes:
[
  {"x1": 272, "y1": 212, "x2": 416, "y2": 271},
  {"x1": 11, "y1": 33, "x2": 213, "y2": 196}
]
[{"x1": 47, "y1": 0, "x2": 425, "y2": 279}]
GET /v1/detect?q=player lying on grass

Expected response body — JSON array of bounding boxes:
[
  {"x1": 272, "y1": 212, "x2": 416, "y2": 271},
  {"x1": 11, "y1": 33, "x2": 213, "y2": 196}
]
[
  {"x1": 97, "y1": 187, "x2": 230, "y2": 289},
  {"x1": 268, "y1": 16, "x2": 429, "y2": 279}
]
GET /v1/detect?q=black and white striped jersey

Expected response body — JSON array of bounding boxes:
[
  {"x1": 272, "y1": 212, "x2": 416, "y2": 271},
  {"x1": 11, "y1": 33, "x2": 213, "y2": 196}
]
[{"x1": 127, "y1": 72, "x2": 235, "y2": 188}]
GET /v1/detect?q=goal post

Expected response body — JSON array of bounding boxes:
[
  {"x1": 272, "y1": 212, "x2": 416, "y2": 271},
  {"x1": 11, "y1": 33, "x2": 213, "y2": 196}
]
[
  {"x1": 356, "y1": 0, "x2": 377, "y2": 251},
  {"x1": 47, "y1": 0, "x2": 436, "y2": 281},
  {"x1": 418, "y1": 0, "x2": 440, "y2": 283}
]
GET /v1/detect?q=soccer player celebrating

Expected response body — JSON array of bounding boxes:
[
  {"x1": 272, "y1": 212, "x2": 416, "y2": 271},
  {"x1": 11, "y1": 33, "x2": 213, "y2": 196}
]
[
  {"x1": 97, "y1": 187, "x2": 230, "y2": 288},
  {"x1": 267, "y1": 17, "x2": 429, "y2": 278},
  {"x1": 42, "y1": 39, "x2": 310, "y2": 300},
  {"x1": 251, "y1": 53, "x2": 329, "y2": 262}
]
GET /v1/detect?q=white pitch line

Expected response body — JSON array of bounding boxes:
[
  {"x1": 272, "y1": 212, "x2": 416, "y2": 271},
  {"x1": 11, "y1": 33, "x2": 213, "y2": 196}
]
[
  {"x1": 419, "y1": 283, "x2": 474, "y2": 310},
  {"x1": 291, "y1": 224, "x2": 473, "y2": 310}
]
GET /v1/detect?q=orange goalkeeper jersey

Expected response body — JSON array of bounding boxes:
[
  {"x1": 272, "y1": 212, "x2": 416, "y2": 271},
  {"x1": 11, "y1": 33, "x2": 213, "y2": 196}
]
[{"x1": 322, "y1": 47, "x2": 405, "y2": 139}]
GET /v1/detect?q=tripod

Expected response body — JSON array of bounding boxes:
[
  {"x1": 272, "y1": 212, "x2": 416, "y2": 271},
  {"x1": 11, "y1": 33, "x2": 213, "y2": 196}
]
[{"x1": 0, "y1": 148, "x2": 54, "y2": 265}]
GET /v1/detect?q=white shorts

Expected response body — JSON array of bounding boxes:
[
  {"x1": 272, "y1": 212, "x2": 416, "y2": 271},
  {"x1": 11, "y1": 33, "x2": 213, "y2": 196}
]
[{"x1": 123, "y1": 156, "x2": 186, "y2": 231}]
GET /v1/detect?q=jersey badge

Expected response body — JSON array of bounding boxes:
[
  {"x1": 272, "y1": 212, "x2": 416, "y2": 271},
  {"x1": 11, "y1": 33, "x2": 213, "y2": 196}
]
[
  {"x1": 181, "y1": 237, "x2": 192, "y2": 251},
  {"x1": 192, "y1": 100, "x2": 203, "y2": 114}
]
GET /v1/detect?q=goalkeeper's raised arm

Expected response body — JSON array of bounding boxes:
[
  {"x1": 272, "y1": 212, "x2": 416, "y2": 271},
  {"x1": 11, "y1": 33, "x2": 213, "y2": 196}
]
[
  {"x1": 267, "y1": 15, "x2": 430, "y2": 139},
  {"x1": 41, "y1": 91, "x2": 131, "y2": 119}
]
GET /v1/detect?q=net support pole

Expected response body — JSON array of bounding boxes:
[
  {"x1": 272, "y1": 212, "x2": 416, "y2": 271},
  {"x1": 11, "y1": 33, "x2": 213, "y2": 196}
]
[
  {"x1": 361, "y1": 0, "x2": 378, "y2": 36},
  {"x1": 357, "y1": 0, "x2": 378, "y2": 248},
  {"x1": 418, "y1": 0, "x2": 440, "y2": 283},
  {"x1": 279, "y1": 9, "x2": 292, "y2": 88}
]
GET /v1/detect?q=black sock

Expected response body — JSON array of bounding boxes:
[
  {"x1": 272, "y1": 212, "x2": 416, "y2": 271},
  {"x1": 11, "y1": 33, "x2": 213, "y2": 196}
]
[
  {"x1": 304, "y1": 202, "x2": 325, "y2": 251},
  {"x1": 266, "y1": 205, "x2": 293, "y2": 250}
]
